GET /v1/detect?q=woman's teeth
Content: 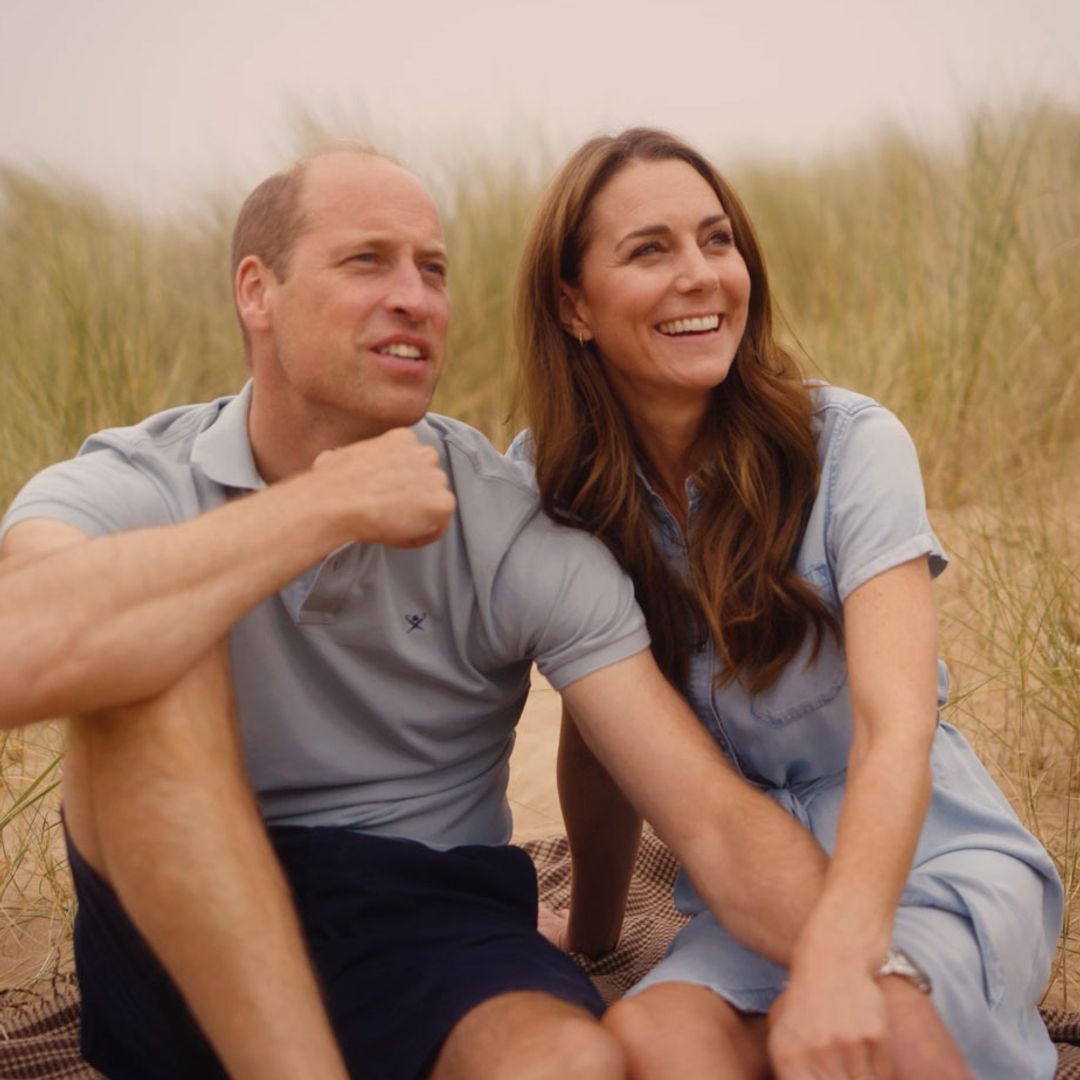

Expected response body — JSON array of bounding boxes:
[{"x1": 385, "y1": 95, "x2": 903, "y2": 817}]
[{"x1": 658, "y1": 315, "x2": 720, "y2": 335}]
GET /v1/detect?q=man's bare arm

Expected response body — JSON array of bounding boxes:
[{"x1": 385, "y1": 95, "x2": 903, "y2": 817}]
[
  {"x1": 560, "y1": 650, "x2": 828, "y2": 965},
  {"x1": 0, "y1": 428, "x2": 455, "y2": 728},
  {"x1": 14, "y1": 512, "x2": 359, "y2": 1079},
  {"x1": 2, "y1": 428, "x2": 454, "y2": 1078}
]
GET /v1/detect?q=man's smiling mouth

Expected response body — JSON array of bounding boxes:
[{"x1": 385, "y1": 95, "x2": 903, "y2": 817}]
[{"x1": 375, "y1": 343, "x2": 425, "y2": 359}]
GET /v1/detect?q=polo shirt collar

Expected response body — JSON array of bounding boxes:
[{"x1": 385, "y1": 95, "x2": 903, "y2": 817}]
[{"x1": 190, "y1": 379, "x2": 266, "y2": 492}]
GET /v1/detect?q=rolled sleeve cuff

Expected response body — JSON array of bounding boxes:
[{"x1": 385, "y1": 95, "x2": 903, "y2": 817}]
[
  {"x1": 539, "y1": 628, "x2": 652, "y2": 691},
  {"x1": 837, "y1": 532, "x2": 948, "y2": 602}
]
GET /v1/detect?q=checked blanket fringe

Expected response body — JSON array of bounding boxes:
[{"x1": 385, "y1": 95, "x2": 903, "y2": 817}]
[{"x1": 2, "y1": 828, "x2": 1079, "y2": 1078}]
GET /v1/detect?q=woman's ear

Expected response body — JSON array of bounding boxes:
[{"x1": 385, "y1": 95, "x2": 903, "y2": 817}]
[{"x1": 558, "y1": 284, "x2": 593, "y2": 344}]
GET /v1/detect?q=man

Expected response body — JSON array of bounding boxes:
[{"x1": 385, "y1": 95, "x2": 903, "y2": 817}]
[{"x1": 0, "y1": 148, "x2": 831, "y2": 1079}]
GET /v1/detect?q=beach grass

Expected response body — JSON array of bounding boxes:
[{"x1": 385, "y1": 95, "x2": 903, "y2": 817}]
[{"x1": 1, "y1": 103, "x2": 1077, "y2": 998}]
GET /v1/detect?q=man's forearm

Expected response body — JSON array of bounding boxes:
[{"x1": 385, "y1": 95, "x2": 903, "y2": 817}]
[
  {"x1": 0, "y1": 478, "x2": 343, "y2": 728},
  {"x1": 0, "y1": 427, "x2": 456, "y2": 730},
  {"x1": 562, "y1": 651, "x2": 828, "y2": 967},
  {"x1": 673, "y1": 785, "x2": 829, "y2": 966}
]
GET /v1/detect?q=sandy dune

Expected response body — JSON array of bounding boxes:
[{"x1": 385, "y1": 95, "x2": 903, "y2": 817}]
[{"x1": 507, "y1": 670, "x2": 565, "y2": 843}]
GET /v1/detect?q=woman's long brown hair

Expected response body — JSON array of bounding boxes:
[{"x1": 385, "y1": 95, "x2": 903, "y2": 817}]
[{"x1": 514, "y1": 128, "x2": 838, "y2": 693}]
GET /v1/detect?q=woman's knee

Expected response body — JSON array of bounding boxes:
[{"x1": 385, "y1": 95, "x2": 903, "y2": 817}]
[
  {"x1": 604, "y1": 991, "x2": 671, "y2": 1052},
  {"x1": 604, "y1": 983, "x2": 768, "y2": 1078},
  {"x1": 542, "y1": 1014, "x2": 625, "y2": 1080},
  {"x1": 434, "y1": 992, "x2": 624, "y2": 1080}
]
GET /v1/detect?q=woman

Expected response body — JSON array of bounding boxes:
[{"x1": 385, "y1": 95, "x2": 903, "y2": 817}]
[{"x1": 510, "y1": 128, "x2": 1062, "y2": 1079}]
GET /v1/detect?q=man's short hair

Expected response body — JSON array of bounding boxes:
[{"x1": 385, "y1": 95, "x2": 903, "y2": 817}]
[
  {"x1": 230, "y1": 141, "x2": 390, "y2": 284},
  {"x1": 230, "y1": 165, "x2": 307, "y2": 284}
]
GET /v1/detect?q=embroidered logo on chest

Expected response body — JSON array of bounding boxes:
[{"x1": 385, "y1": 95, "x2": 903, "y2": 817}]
[{"x1": 405, "y1": 612, "x2": 428, "y2": 633}]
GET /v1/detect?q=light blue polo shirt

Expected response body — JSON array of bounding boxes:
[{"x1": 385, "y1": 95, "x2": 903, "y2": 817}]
[{"x1": 2, "y1": 383, "x2": 650, "y2": 847}]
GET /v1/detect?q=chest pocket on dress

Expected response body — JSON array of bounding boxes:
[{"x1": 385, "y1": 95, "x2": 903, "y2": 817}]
[{"x1": 748, "y1": 564, "x2": 848, "y2": 726}]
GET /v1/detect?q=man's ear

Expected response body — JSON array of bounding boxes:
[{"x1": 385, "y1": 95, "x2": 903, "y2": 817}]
[
  {"x1": 235, "y1": 255, "x2": 275, "y2": 337},
  {"x1": 558, "y1": 284, "x2": 593, "y2": 344}
]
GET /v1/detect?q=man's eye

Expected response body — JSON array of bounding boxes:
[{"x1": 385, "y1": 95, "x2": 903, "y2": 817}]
[
  {"x1": 422, "y1": 262, "x2": 448, "y2": 281},
  {"x1": 350, "y1": 252, "x2": 378, "y2": 264}
]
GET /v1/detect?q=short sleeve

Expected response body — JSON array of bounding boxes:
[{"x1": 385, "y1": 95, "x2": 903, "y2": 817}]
[
  {"x1": 492, "y1": 517, "x2": 650, "y2": 690},
  {"x1": 825, "y1": 404, "x2": 947, "y2": 601},
  {"x1": 1, "y1": 445, "x2": 174, "y2": 541}
]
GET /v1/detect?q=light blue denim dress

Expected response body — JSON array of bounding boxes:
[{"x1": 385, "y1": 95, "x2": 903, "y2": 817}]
[{"x1": 513, "y1": 384, "x2": 1063, "y2": 1078}]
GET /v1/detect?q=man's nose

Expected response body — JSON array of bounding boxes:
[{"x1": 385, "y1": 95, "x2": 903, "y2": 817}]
[{"x1": 385, "y1": 262, "x2": 430, "y2": 318}]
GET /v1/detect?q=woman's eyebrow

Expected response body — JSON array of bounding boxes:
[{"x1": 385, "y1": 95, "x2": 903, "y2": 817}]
[
  {"x1": 615, "y1": 223, "x2": 671, "y2": 251},
  {"x1": 615, "y1": 214, "x2": 731, "y2": 251}
]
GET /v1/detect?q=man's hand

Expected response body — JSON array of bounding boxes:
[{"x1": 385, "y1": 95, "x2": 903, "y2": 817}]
[
  {"x1": 312, "y1": 428, "x2": 456, "y2": 548},
  {"x1": 767, "y1": 967, "x2": 891, "y2": 1080}
]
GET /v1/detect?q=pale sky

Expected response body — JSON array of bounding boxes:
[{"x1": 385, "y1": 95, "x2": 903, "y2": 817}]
[{"x1": 1, "y1": 0, "x2": 1077, "y2": 213}]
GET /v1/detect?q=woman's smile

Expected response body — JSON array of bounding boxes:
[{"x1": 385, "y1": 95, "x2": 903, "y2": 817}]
[{"x1": 562, "y1": 158, "x2": 751, "y2": 411}]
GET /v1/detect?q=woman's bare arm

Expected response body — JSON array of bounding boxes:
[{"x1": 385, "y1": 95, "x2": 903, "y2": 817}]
[
  {"x1": 556, "y1": 705, "x2": 642, "y2": 956},
  {"x1": 768, "y1": 557, "x2": 943, "y2": 1079}
]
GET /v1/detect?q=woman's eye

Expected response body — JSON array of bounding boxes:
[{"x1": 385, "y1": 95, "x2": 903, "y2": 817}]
[
  {"x1": 629, "y1": 241, "x2": 661, "y2": 259},
  {"x1": 706, "y1": 229, "x2": 735, "y2": 248}
]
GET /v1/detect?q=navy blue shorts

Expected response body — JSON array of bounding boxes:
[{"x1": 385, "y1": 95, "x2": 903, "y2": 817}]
[{"x1": 68, "y1": 825, "x2": 603, "y2": 1080}]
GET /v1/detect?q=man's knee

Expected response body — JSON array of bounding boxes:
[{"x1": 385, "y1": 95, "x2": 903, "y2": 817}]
[
  {"x1": 68, "y1": 640, "x2": 242, "y2": 787},
  {"x1": 63, "y1": 640, "x2": 254, "y2": 877},
  {"x1": 433, "y1": 991, "x2": 624, "y2": 1080}
]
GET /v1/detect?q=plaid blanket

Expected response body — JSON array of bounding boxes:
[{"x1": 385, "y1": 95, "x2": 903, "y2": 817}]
[{"x1": 3, "y1": 829, "x2": 1078, "y2": 1078}]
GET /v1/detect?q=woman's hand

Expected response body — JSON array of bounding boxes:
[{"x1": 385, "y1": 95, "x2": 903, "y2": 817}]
[
  {"x1": 767, "y1": 966, "x2": 892, "y2": 1080},
  {"x1": 537, "y1": 903, "x2": 571, "y2": 953}
]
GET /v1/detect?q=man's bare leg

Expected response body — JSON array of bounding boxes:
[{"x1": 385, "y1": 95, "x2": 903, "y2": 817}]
[
  {"x1": 603, "y1": 983, "x2": 768, "y2": 1080},
  {"x1": 430, "y1": 991, "x2": 625, "y2": 1080},
  {"x1": 64, "y1": 642, "x2": 348, "y2": 1080}
]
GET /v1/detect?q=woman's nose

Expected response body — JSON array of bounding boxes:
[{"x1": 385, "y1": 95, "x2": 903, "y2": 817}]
[{"x1": 674, "y1": 247, "x2": 716, "y2": 293}]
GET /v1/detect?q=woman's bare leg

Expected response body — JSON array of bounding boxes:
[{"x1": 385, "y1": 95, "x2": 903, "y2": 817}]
[
  {"x1": 604, "y1": 982, "x2": 769, "y2": 1079},
  {"x1": 880, "y1": 977, "x2": 973, "y2": 1078},
  {"x1": 432, "y1": 991, "x2": 625, "y2": 1080}
]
